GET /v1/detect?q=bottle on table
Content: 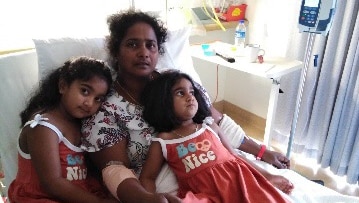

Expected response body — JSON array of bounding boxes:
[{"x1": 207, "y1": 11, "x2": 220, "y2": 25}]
[{"x1": 234, "y1": 19, "x2": 246, "y2": 48}]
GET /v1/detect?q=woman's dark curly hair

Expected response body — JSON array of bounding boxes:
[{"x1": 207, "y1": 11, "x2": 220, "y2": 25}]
[
  {"x1": 141, "y1": 70, "x2": 211, "y2": 133},
  {"x1": 20, "y1": 56, "x2": 113, "y2": 126},
  {"x1": 106, "y1": 10, "x2": 168, "y2": 71}
]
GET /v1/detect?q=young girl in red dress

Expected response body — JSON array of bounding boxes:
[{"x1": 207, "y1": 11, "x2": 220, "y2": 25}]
[
  {"x1": 8, "y1": 56, "x2": 117, "y2": 203},
  {"x1": 140, "y1": 70, "x2": 293, "y2": 203}
]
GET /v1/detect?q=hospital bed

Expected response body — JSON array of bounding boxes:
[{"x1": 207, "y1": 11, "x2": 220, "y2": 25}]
[{"x1": 1, "y1": 26, "x2": 358, "y2": 203}]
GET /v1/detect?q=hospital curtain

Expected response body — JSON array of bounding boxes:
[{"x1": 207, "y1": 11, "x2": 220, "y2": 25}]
[{"x1": 271, "y1": 0, "x2": 359, "y2": 185}]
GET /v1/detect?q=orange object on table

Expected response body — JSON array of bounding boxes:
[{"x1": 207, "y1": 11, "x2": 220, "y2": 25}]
[{"x1": 219, "y1": 4, "x2": 247, "y2": 21}]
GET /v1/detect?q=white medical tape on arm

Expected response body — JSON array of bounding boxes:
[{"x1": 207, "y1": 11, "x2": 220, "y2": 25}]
[{"x1": 218, "y1": 114, "x2": 246, "y2": 149}]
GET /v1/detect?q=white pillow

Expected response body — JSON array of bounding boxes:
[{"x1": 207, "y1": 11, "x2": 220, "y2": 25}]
[
  {"x1": 0, "y1": 50, "x2": 39, "y2": 196},
  {"x1": 33, "y1": 26, "x2": 201, "y2": 84},
  {"x1": 157, "y1": 27, "x2": 202, "y2": 85},
  {"x1": 33, "y1": 37, "x2": 107, "y2": 79}
]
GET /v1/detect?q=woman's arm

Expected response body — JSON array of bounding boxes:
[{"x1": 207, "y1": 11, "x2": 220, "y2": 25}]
[
  {"x1": 139, "y1": 140, "x2": 165, "y2": 193},
  {"x1": 90, "y1": 139, "x2": 180, "y2": 203},
  {"x1": 89, "y1": 139, "x2": 130, "y2": 170},
  {"x1": 82, "y1": 101, "x2": 180, "y2": 202},
  {"x1": 27, "y1": 126, "x2": 115, "y2": 203},
  {"x1": 89, "y1": 140, "x2": 139, "y2": 200}
]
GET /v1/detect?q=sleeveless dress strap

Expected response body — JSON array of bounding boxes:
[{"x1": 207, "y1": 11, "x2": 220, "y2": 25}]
[
  {"x1": 151, "y1": 137, "x2": 169, "y2": 160},
  {"x1": 203, "y1": 117, "x2": 214, "y2": 125},
  {"x1": 19, "y1": 114, "x2": 83, "y2": 159},
  {"x1": 202, "y1": 116, "x2": 221, "y2": 141},
  {"x1": 19, "y1": 114, "x2": 65, "y2": 159},
  {"x1": 24, "y1": 114, "x2": 64, "y2": 141}
]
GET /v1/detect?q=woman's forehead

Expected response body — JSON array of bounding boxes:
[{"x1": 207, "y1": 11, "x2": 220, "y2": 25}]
[{"x1": 124, "y1": 22, "x2": 157, "y2": 41}]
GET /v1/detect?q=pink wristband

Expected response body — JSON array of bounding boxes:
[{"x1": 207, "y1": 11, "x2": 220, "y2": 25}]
[{"x1": 256, "y1": 145, "x2": 266, "y2": 160}]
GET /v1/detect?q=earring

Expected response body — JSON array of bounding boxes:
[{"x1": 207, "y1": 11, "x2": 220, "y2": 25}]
[{"x1": 150, "y1": 71, "x2": 160, "y2": 80}]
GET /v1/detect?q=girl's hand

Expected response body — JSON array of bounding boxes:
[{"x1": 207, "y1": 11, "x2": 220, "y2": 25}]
[{"x1": 262, "y1": 150, "x2": 290, "y2": 169}]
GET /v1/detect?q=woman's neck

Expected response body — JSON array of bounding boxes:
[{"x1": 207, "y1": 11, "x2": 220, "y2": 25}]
[
  {"x1": 117, "y1": 70, "x2": 159, "y2": 93},
  {"x1": 117, "y1": 75, "x2": 148, "y2": 100},
  {"x1": 117, "y1": 77, "x2": 147, "y2": 94}
]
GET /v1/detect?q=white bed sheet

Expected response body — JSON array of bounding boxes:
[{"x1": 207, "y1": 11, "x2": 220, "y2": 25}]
[{"x1": 155, "y1": 151, "x2": 359, "y2": 203}]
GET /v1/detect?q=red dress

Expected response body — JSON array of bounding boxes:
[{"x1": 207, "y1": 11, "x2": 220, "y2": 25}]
[
  {"x1": 8, "y1": 114, "x2": 106, "y2": 203},
  {"x1": 152, "y1": 119, "x2": 290, "y2": 203}
]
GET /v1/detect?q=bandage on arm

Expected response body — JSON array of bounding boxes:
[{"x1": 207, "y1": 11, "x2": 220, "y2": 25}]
[
  {"x1": 102, "y1": 163, "x2": 137, "y2": 200},
  {"x1": 218, "y1": 114, "x2": 247, "y2": 149}
]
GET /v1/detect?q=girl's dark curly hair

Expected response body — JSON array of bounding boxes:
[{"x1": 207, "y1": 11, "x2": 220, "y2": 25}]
[
  {"x1": 141, "y1": 70, "x2": 211, "y2": 133},
  {"x1": 20, "y1": 56, "x2": 113, "y2": 126},
  {"x1": 106, "y1": 10, "x2": 168, "y2": 71}
]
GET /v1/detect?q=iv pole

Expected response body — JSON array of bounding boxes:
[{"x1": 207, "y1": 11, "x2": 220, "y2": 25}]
[
  {"x1": 286, "y1": 0, "x2": 337, "y2": 158},
  {"x1": 287, "y1": 0, "x2": 336, "y2": 159},
  {"x1": 286, "y1": 32, "x2": 316, "y2": 158}
]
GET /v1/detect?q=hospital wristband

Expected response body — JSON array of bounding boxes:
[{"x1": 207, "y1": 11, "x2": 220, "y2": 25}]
[{"x1": 256, "y1": 145, "x2": 266, "y2": 160}]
